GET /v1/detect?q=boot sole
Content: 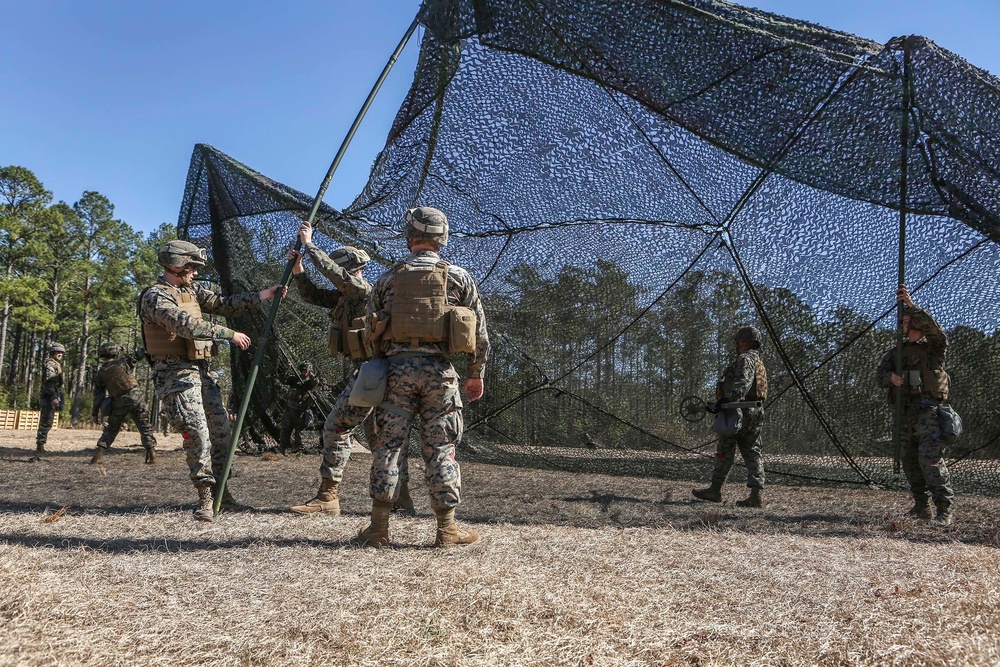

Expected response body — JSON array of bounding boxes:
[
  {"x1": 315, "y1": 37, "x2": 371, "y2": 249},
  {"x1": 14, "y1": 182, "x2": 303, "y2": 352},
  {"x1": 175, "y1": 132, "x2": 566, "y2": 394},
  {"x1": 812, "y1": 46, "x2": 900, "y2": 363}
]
[{"x1": 289, "y1": 505, "x2": 340, "y2": 515}]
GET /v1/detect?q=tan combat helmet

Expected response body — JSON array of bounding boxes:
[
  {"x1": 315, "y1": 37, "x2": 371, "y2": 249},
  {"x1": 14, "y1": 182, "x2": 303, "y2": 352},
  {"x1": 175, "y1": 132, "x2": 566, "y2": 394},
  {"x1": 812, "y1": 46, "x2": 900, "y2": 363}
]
[
  {"x1": 734, "y1": 326, "x2": 763, "y2": 349},
  {"x1": 404, "y1": 207, "x2": 449, "y2": 246},
  {"x1": 330, "y1": 246, "x2": 370, "y2": 272},
  {"x1": 98, "y1": 342, "x2": 122, "y2": 358},
  {"x1": 158, "y1": 240, "x2": 207, "y2": 268},
  {"x1": 48, "y1": 342, "x2": 66, "y2": 354}
]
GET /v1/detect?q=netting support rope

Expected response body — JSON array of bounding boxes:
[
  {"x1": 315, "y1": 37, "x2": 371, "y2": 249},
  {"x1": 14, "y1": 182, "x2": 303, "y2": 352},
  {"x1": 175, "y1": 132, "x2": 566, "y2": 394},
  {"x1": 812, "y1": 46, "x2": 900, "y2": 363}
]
[
  {"x1": 214, "y1": 14, "x2": 422, "y2": 514},
  {"x1": 892, "y1": 37, "x2": 913, "y2": 476}
]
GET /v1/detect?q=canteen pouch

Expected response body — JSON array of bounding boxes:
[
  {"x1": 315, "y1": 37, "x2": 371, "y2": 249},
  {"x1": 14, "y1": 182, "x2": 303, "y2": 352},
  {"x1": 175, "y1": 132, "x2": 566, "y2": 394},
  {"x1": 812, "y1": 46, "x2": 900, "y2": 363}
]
[
  {"x1": 937, "y1": 403, "x2": 962, "y2": 444},
  {"x1": 711, "y1": 407, "x2": 743, "y2": 437},
  {"x1": 448, "y1": 306, "x2": 477, "y2": 355},
  {"x1": 349, "y1": 358, "x2": 389, "y2": 408}
]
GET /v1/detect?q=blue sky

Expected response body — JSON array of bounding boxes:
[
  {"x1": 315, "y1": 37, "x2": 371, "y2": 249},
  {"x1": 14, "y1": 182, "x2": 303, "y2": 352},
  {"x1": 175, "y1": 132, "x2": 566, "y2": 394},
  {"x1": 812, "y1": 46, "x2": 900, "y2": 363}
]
[{"x1": 1, "y1": 0, "x2": 997, "y2": 235}]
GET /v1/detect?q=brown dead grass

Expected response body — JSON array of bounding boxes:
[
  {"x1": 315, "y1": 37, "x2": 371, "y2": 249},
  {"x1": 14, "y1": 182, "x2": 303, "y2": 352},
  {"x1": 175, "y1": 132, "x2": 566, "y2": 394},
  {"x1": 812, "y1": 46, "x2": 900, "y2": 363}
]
[{"x1": 1, "y1": 428, "x2": 998, "y2": 666}]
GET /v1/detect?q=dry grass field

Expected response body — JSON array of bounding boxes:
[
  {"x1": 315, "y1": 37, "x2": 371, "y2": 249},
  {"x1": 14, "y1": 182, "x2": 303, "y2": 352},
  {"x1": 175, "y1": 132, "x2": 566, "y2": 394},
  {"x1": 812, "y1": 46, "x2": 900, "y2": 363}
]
[{"x1": 1, "y1": 428, "x2": 998, "y2": 667}]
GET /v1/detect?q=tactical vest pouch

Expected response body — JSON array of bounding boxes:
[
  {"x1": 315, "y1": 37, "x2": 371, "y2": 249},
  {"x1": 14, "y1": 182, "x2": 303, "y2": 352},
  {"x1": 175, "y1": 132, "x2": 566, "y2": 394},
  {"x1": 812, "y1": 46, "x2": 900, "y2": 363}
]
[
  {"x1": 186, "y1": 338, "x2": 214, "y2": 360},
  {"x1": 712, "y1": 408, "x2": 743, "y2": 437},
  {"x1": 328, "y1": 326, "x2": 343, "y2": 357},
  {"x1": 346, "y1": 318, "x2": 368, "y2": 361},
  {"x1": 923, "y1": 369, "x2": 949, "y2": 401},
  {"x1": 448, "y1": 306, "x2": 477, "y2": 355},
  {"x1": 362, "y1": 313, "x2": 390, "y2": 359},
  {"x1": 937, "y1": 403, "x2": 962, "y2": 444},
  {"x1": 349, "y1": 358, "x2": 389, "y2": 408}
]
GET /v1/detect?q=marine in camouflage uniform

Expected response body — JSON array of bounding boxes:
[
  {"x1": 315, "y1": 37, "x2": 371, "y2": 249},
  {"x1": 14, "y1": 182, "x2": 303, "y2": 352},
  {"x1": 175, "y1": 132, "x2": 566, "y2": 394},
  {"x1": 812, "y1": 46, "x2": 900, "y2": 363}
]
[
  {"x1": 692, "y1": 326, "x2": 768, "y2": 508},
  {"x1": 89, "y1": 342, "x2": 158, "y2": 464},
  {"x1": 138, "y1": 239, "x2": 284, "y2": 521},
  {"x1": 877, "y1": 285, "x2": 954, "y2": 527},
  {"x1": 286, "y1": 222, "x2": 414, "y2": 517},
  {"x1": 35, "y1": 342, "x2": 65, "y2": 453},
  {"x1": 357, "y1": 206, "x2": 489, "y2": 547},
  {"x1": 279, "y1": 362, "x2": 318, "y2": 454}
]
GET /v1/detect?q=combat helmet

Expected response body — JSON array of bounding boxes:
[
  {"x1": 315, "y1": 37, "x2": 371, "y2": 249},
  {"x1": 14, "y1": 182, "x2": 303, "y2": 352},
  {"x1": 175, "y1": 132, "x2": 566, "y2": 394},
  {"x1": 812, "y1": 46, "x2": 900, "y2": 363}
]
[
  {"x1": 98, "y1": 342, "x2": 122, "y2": 358},
  {"x1": 404, "y1": 207, "x2": 449, "y2": 246},
  {"x1": 158, "y1": 240, "x2": 207, "y2": 268},
  {"x1": 734, "y1": 326, "x2": 763, "y2": 349},
  {"x1": 48, "y1": 342, "x2": 66, "y2": 354},
  {"x1": 298, "y1": 361, "x2": 314, "y2": 374},
  {"x1": 330, "y1": 246, "x2": 370, "y2": 273}
]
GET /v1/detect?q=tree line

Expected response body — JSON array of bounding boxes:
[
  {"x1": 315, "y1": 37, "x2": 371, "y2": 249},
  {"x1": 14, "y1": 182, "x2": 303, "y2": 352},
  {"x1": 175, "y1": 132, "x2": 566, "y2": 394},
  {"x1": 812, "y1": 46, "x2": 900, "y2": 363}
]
[{"x1": 0, "y1": 165, "x2": 176, "y2": 424}]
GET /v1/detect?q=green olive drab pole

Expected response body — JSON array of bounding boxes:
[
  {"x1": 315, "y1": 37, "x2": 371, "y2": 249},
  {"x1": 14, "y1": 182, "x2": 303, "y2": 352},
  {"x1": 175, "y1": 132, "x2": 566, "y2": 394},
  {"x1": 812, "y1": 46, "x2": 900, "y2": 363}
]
[
  {"x1": 214, "y1": 15, "x2": 421, "y2": 514},
  {"x1": 893, "y1": 38, "x2": 913, "y2": 476}
]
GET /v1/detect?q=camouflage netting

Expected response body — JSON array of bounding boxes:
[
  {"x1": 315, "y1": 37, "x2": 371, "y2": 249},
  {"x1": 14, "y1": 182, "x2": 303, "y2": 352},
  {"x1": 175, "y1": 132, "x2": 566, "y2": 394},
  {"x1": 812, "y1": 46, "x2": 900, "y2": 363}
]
[{"x1": 178, "y1": 0, "x2": 1000, "y2": 494}]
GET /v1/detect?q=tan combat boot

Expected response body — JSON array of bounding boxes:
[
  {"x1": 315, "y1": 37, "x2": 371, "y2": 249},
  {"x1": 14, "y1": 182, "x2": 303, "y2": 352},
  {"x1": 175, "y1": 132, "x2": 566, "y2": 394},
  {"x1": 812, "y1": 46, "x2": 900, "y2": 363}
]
[
  {"x1": 290, "y1": 478, "x2": 340, "y2": 515},
  {"x1": 692, "y1": 480, "x2": 723, "y2": 503},
  {"x1": 355, "y1": 500, "x2": 393, "y2": 547},
  {"x1": 906, "y1": 493, "x2": 932, "y2": 520},
  {"x1": 735, "y1": 487, "x2": 763, "y2": 508},
  {"x1": 434, "y1": 507, "x2": 479, "y2": 547},
  {"x1": 931, "y1": 501, "x2": 954, "y2": 528},
  {"x1": 392, "y1": 480, "x2": 417, "y2": 517},
  {"x1": 144, "y1": 447, "x2": 156, "y2": 465},
  {"x1": 193, "y1": 484, "x2": 214, "y2": 522},
  {"x1": 89, "y1": 446, "x2": 105, "y2": 465}
]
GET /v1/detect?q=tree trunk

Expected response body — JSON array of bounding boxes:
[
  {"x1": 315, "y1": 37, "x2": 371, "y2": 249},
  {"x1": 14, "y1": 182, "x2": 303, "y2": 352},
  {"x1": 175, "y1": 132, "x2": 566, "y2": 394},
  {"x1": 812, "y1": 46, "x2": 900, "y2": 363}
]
[
  {"x1": 25, "y1": 331, "x2": 39, "y2": 407},
  {"x1": 0, "y1": 259, "x2": 12, "y2": 382},
  {"x1": 71, "y1": 309, "x2": 90, "y2": 426},
  {"x1": 7, "y1": 322, "x2": 22, "y2": 386}
]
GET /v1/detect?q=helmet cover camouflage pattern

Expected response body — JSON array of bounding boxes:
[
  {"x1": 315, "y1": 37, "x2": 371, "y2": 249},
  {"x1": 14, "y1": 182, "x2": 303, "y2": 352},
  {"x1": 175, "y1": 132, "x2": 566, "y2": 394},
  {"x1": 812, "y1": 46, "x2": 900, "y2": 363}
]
[
  {"x1": 98, "y1": 342, "x2": 122, "y2": 358},
  {"x1": 404, "y1": 207, "x2": 449, "y2": 246},
  {"x1": 734, "y1": 326, "x2": 763, "y2": 349},
  {"x1": 298, "y1": 361, "x2": 314, "y2": 374},
  {"x1": 48, "y1": 342, "x2": 66, "y2": 354},
  {"x1": 158, "y1": 240, "x2": 207, "y2": 268},
  {"x1": 330, "y1": 246, "x2": 370, "y2": 272}
]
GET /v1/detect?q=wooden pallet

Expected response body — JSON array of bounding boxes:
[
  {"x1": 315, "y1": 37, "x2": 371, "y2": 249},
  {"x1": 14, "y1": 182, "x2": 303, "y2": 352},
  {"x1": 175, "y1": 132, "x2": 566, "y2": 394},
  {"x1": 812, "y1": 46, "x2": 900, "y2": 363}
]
[{"x1": 0, "y1": 409, "x2": 17, "y2": 430}]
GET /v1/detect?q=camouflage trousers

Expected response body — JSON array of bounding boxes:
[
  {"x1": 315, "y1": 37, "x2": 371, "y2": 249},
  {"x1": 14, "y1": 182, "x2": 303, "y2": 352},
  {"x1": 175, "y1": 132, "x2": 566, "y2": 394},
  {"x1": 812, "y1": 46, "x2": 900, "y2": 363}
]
[
  {"x1": 96, "y1": 388, "x2": 157, "y2": 451},
  {"x1": 155, "y1": 364, "x2": 231, "y2": 485},
  {"x1": 320, "y1": 372, "x2": 404, "y2": 483},
  {"x1": 901, "y1": 400, "x2": 954, "y2": 506},
  {"x1": 711, "y1": 408, "x2": 765, "y2": 489},
  {"x1": 279, "y1": 405, "x2": 312, "y2": 452},
  {"x1": 371, "y1": 355, "x2": 462, "y2": 510},
  {"x1": 35, "y1": 393, "x2": 62, "y2": 448}
]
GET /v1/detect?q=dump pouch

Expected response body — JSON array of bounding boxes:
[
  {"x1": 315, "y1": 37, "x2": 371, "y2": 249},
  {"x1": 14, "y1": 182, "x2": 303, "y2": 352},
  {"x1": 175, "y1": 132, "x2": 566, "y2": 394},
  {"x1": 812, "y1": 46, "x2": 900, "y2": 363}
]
[
  {"x1": 349, "y1": 358, "x2": 389, "y2": 408},
  {"x1": 711, "y1": 408, "x2": 743, "y2": 437},
  {"x1": 937, "y1": 403, "x2": 962, "y2": 444},
  {"x1": 448, "y1": 306, "x2": 477, "y2": 355},
  {"x1": 100, "y1": 396, "x2": 113, "y2": 418}
]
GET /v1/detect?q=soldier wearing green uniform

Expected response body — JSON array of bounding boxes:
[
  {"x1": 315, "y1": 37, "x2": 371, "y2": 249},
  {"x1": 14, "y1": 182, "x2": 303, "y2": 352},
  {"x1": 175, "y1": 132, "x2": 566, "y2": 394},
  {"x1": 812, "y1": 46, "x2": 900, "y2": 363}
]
[
  {"x1": 357, "y1": 206, "x2": 490, "y2": 547},
  {"x1": 692, "y1": 326, "x2": 769, "y2": 508},
  {"x1": 287, "y1": 221, "x2": 414, "y2": 516},
  {"x1": 878, "y1": 285, "x2": 955, "y2": 527},
  {"x1": 279, "y1": 361, "x2": 318, "y2": 454},
  {"x1": 138, "y1": 240, "x2": 284, "y2": 521},
  {"x1": 89, "y1": 342, "x2": 158, "y2": 464},
  {"x1": 35, "y1": 342, "x2": 65, "y2": 453}
]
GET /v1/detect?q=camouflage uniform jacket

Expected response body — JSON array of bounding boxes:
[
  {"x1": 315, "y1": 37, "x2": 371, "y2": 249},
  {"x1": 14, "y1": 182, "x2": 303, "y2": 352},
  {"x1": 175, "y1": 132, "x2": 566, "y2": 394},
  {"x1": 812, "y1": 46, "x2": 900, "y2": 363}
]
[
  {"x1": 284, "y1": 374, "x2": 319, "y2": 410},
  {"x1": 138, "y1": 276, "x2": 260, "y2": 388},
  {"x1": 368, "y1": 250, "x2": 490, "y2": 379},
  {"x1": 92, "y1": 350, "x2": 144, "y2": 417},
  {"x1": 719, "y1": 349, "x2": 766, "y2": 402},
  {"x1": 40, "y1": 358, "x2": 63, "y2": 398},
  {"x1": 294, "y1": 241, "x2": 371, "y2": 328},
  {"x1": 877, "y1": 305, "x2": 948, "y2": 402}
]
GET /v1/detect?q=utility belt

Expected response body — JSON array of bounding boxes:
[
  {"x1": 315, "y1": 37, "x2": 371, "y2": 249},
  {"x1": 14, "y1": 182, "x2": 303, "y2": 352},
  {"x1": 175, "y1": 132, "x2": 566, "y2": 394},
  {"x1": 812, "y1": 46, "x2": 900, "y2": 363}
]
[{"x1": 895, "y1": 368, "x2": 949, "y2": 402}]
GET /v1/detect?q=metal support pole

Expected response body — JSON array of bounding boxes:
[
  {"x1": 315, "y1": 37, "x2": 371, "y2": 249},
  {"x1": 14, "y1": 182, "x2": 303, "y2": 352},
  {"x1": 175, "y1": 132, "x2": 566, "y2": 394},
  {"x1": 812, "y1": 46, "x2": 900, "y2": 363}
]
[
  {"x1": 893, "y1": 37, "x2": 912, "y2": 476},
  {"x1": 214, "y1": 15, "x2": 421, "y2": 513}
]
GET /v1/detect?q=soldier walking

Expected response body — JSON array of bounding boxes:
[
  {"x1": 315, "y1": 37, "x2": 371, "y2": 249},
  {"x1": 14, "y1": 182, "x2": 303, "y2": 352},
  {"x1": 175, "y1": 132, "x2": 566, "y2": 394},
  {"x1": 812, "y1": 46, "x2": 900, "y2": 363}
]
[
  {"x1": 357, "y1": 206, "x2": 489, "y2": 547},
  {"x1": 878, "y1": 285, "x2": 955, "y2": 527},
  {"x1": 138, "y1": 239, "x2": 284, "y2": 521},
  {"x1": 286, "y1": 222, "x2": 415, "y2": 516},
  {"x1": 89, "y1": 342, "x2": 158, "y2": 464},
  {"x1": 279, "y1": 361, "x2": 318, "y2": 454},
  {"x1": 692, "y1": 326, "x2": 769, "y2": 507},
  {"x1": 35, "y1": 342, "x2": 65, "y2": 453}
]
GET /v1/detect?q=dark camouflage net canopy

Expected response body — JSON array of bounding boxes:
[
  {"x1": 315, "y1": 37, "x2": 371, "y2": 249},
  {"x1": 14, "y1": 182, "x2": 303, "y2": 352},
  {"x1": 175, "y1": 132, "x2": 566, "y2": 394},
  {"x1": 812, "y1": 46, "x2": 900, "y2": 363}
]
[{"x1": 178, "y1": 0, "x2": 1000, "y2": 494}]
